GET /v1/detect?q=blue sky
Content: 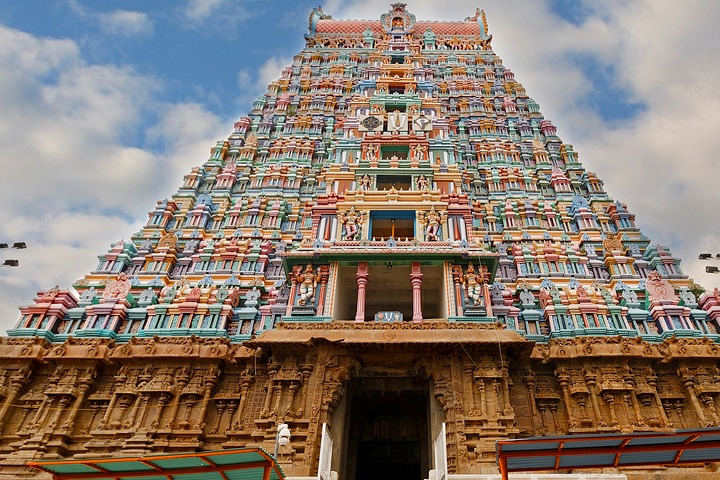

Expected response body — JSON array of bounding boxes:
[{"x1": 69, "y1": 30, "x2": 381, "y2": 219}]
[{"x1": 0, "y1": 0, "x2": 719, "y2": 333}]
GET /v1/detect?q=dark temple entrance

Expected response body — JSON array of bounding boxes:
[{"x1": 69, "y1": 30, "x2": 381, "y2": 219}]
[{"x1": 344, "y1": 377, "x2": 429, "y2": 480}]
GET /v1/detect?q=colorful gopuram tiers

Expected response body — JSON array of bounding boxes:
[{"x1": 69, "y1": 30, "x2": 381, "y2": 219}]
[{"x1": 3, "y1": 4, "x2": 720, "y2": 480}]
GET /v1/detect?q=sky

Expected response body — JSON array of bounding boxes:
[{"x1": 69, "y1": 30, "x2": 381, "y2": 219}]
[{"x1": 0, "y1": 0, "x2": 719, "y2": 335}]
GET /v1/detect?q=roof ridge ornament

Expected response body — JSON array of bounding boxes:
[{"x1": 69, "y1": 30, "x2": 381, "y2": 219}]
[
  {"x1": 480, "y1": 10, "x2": 491, "y2": 41},
  {"x1": 466, "y1": 8, "x2": 493, "y2": 44},
  {"x1": 307, "y1": 6, "x2": 330, "y2": 38},
  {"x1": 381, "y1": 3, "x2": 416, "y2": 32}
]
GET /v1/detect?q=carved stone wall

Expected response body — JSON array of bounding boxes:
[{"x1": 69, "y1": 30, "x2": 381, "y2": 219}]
[{"x1": 1, "y1": 331, "x2": 720, "y2": 479}]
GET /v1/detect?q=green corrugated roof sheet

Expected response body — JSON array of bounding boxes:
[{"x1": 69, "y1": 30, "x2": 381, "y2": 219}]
[{"x1": 27, "y1": 447, "x2": 285, "y2": 480}]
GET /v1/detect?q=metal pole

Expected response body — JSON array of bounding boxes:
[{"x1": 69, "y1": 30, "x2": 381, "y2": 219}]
[{"x1": 274, "y1": 427, "x2": 280, "y2": 458}]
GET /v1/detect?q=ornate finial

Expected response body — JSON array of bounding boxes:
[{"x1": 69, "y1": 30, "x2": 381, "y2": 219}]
[
  {"x1": 481, "y1": 10, "x2": 490, "y2": 37},
  {"x1": 477, "y1": 9, "x2": 492, "y2": 48},
  {"x1": 466, "y1": 8, "x2": 481, "y2": 21},
  {"x1": 307, "y1": 6, "x2": 330, "y2": 38}
]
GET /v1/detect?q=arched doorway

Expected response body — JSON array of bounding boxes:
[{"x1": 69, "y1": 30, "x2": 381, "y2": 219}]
[{"x1": 342, "y1": 376, "x2": 430, "y2": 480}]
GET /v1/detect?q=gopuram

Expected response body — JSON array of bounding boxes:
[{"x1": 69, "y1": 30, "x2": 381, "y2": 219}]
[{"x1": 1, "y1": 4, "x2": 720, "y2": 480}]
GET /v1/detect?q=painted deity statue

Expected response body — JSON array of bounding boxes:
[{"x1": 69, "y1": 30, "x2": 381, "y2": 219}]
[
  {"x1": 462, "y1": 263, "x2": 486, "y2": 306},
  {"x1": 340, "y1": 207, "x2": 364, "y2": 240},
  {"x1": 358, "y1": 174, "x2": 372, "y2": 190},
  {"x1": 416, "y1": 174, "x2": 430, "y2": 191},
  {"x1": 363, "y1": 143, "x2": 380, "y2": 161},
  {"x1": 421, "y1": 206, "x2": 444, "y2": 241},
  {"x1": 296, "y1": 264, "x2": 319, "y2": 306}
]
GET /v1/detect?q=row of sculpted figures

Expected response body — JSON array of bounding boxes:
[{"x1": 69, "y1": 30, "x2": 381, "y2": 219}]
[{"x1": 1, "y1": 336, "x2": 720, "y2": 474}]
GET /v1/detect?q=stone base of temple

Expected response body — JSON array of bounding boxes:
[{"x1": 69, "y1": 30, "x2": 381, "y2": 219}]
[{"x1": 0, "y1": 328, "x2": 719, "y2": 479}]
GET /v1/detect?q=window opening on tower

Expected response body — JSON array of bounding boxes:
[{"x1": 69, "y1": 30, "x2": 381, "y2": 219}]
[
  {"x1": 376, "y1": 174, "x2": 411, "y2": 190},
  {"x1": 380, "y1": 145, "x2": 409, "y2": 160},
  {"x1": 370, "y1": 210, "x2": 414, "y2": 240}
]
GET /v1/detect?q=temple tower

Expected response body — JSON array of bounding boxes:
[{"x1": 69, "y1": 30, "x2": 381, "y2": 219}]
[{"x1": 1, "y1": 4, "x2": 720, "y2": 480}]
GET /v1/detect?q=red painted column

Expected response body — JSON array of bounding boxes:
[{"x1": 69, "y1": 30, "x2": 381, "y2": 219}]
[
  {"x1": 355, "y1": 262, "x2": 369, "y2": 322},
  {"x1": 316, "y1": 265, "x2": 330, "y2": 315},
  {"x1": 483, "y1": 283, "x2": 493, "y2": 317},
  {"x1": 286, "y1": 265, "x2": 300, "y2": 316},
  {"x1": 410, "y1": 262, "x2": 423, "y2": 322},
  {"x1": 452, "y1": 264, "x2": 464, "y2": 317}
]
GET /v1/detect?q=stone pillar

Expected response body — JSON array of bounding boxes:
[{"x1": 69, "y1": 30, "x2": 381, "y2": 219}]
[
  {"x1": 647, "y1": 374, "x2": 671, "y2": 427},
  {"x1": 261, "y1": 380, "x2": 275, "y2": 418},
  {"x1": 152, "y1": 393, "x2": 171, "y2": 430},
  {"x1": 195, "y1": 382, "x2": 216, "y2": 429},
  {"x1": 287, "y1": 381, "x2": 300, "y2": 416},
  {"x1": 99, "y1": 393, "x2": 119, "y2": 429},
  {"x1": 286, "y1": 266, "x2": 300, "y2": 316},
  {"x1": 61, "y1": 377, "x2": 94, "y2": 432},
  {"x1": 166, "y1": 370, "x2": 190, "y2": 428},
  {"x1": 523, "y1": 372, "x2": 539, "y2": 422},
  {"x1": 472, "y1": 371, "x2": 486, "y2": 417},
  {"x1": 48, "y1": 395, "x2": 73, "y2": 429},
  {"x1": 555, "y1": 368, "x2": 576, "y2": 428},
  {"x1": 230, "y1": 374, "x2": 253, "y2": 429},
  {"x1": 410, "y1": 262, "x2": 423, "y2": 322},
  {"x1": 178, "y1": 396, "x2": 198, "y2": 429},
  {"x1": 296, "y1": 363, "x2": 313, "y2": 418},
  {"x1": 602, "y1": 392, "x2": 618, "y2": 426},
  {"x1": 135, "y1": 395, "x2": 151, "y2": 428},
  {"x1": 537, "y1": 403, "x2": 548, "y2": 433},
  {"x1": 316, "y1": 265, "x2": 330, "y2": 315},
  {"x1": 127, "y1": 394, "x2": 143, "y2": 427},
  {"x1": 272, "y1": 383, "x2": 283, "y2": 417},
  {"x1": 688, "y1": 387, "x2": 708, "y2": 426},
  {"x1": 463, "y1": 365, "x2": 476, "y2": 410},
  {"x1": 0, "y1": 369, "x2": 30, "y2": 430},
  {"x1": 627, "y1": 391, "x2": 644, "y2": 426},
  {"x1": 681, "y1": 372, "x2": 709, "y2": 426},
  {"x1": 483, "y1": 282, "x2": 494, "y2": 317},
  {"x1": 28, "y1": 397, "x2": 50, "y2": 429},
  {"x1": 355, "y1": 262, "x2": 369, "y2": 322},
  {"x1": 584, "y1": 372, "x2": 606, "y2": 427},
  {"x1": 501, "y1": 365, "x2": 513, "y2": 415},
  {"x1": 452, "y1": 265, "x2": 464, "y2": 316},
  {"x1": 550, "y1": 403, "x2": 560, "y2": 431}
]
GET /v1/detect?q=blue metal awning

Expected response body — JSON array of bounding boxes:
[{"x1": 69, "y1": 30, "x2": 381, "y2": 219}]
[{"x1": 497, "y1": 427, "x2": 720, "y2": 480}]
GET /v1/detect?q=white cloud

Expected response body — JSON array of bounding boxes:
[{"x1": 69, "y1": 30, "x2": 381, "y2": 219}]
[
  {"x1": 182, "y1": 0, "x2": 225, "y2": 23},
  {"x1": 235, "y1": 56, "x2": 291, "y2": 110},
  {"x1": 66, "y1": 2, "x2": 154, "y2": 38},
  {"x1": 98, "y1": 10, "x2": 154, "y2": 37},
  {"x1": 257, "y1": 57, "x2": 289, "y2": 87},
  {"x1": 179, "y1": 0, "x2": 252, "y2": 28},
  {"x1": 0, "y1": 25, "x2": 79, "y2": 74},
  {"x1": 0, "y1": 25, "x2": 229, "y2": 334},
  {"x1": 146, "y1": 102, "x2": 230, "y2": 184},
  {"x1": 236, "y1": 68, "x2": 253, "y2": 91}
]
